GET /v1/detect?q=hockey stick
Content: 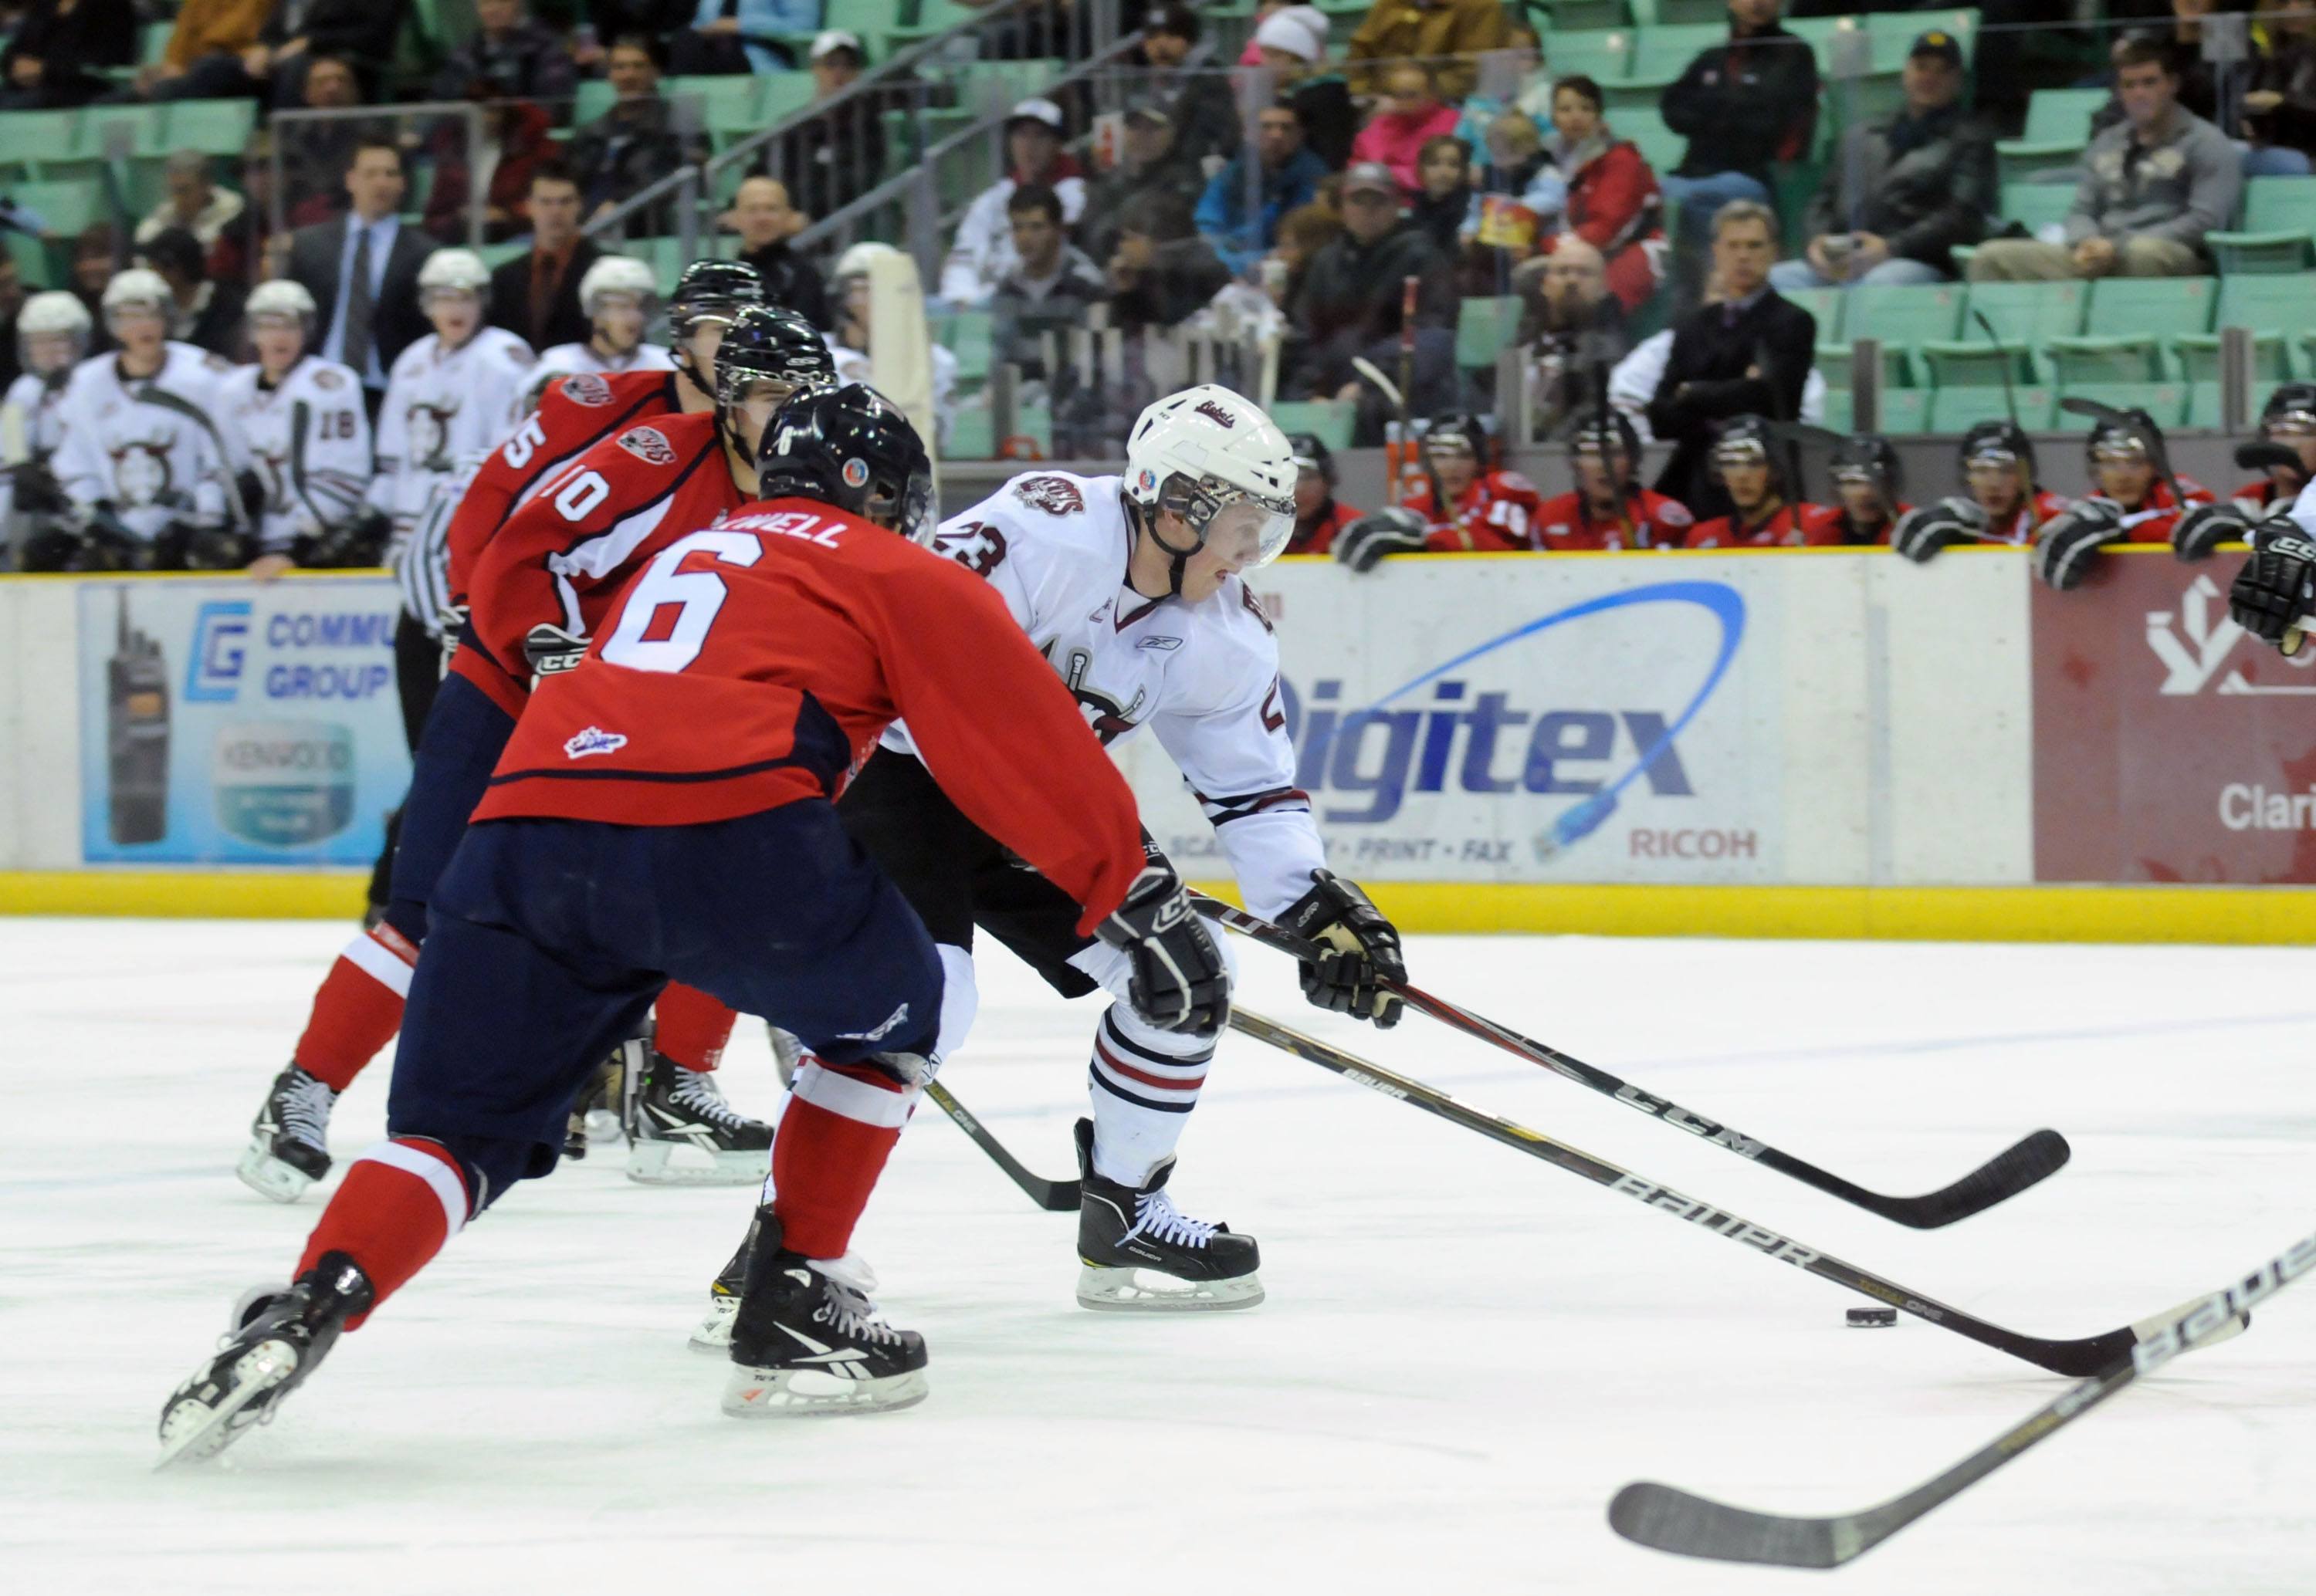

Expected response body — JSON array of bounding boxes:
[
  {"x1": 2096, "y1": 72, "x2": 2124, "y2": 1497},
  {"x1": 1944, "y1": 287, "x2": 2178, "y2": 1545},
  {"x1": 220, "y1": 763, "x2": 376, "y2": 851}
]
[
  {"x1": 2060, "y1": 394, "x2": 2192, "y2": 519},
  {"x1": 1609, "y1": 1229, "x2": 2308, "y2": 1567},
  {"x1": 1226, "y1": 1005, "x2": 2241, "y2": 1377},
  {"x1": 1196, "y1": 897, "x2": 2069, "y2": 1229},
  {"x1": 920, "y1": 1077, "x2": 1081, "y2": 1212}
]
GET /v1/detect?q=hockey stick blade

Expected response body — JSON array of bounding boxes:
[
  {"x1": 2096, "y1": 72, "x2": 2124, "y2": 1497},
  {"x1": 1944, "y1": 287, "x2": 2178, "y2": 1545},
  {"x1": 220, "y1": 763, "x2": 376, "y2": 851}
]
[
  {"x1": 1228, "y1": 1008, "x2": 2152, "y2": 1376},
  {"x1": 920, "y1": 1079, "x2": 1080, "y2": 1212},
  {"x1": 1608, "y1": 1230, "x2": 2311, "y2": 1567},
  {"x1": 1196, "y1": 895, "x2": 2070, "y2": 1227}
]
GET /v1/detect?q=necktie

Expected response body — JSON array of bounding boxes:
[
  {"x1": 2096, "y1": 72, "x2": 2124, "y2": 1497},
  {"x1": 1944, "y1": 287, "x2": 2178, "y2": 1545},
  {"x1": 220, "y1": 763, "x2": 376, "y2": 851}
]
[
  {"x1": 1722, "y1": 303, "x2": 1737, "y2": 330},
  {"x1": 343, "y1": 225, "x2": 375, "y2": 378}
]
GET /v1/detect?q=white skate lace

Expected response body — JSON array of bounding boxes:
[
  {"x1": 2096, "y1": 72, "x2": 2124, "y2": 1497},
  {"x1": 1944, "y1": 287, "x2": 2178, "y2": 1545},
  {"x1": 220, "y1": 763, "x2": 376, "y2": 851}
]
[
  {"x1": 275, "y1": 1070, "x2": 335, "y2": 1148},
  {"x1": 668, "y1": 1072, "x2": 753, "y2": 1129},
  {"x1": 811, "y1": 1276, "x2": 908, "y2": 1347},
  {"x1": 1123, "y1": 1189, "x2": 1218, "y2": 1250}
]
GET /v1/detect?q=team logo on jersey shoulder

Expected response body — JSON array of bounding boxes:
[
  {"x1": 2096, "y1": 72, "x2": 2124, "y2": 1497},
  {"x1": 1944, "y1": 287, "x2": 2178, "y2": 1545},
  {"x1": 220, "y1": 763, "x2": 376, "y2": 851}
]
[
  {"x1": 618, "y1": 426, "x2": 676, "y2": 466},
  {"x1": 1011, "y1": 474, "x2": 1085, "y2": 516},
  {"x1": 1498, "y1": 470, "x2": 1537, "y2": 494},
  {"x1": 313, "y1": 366, "x2": 345, "y2": 390},
  {"x1": 564, "y1": 726, "x2": 628, "y2": 759},
  {"x1": 561, "y1": 374, "x2": 613, "y2": 407},
  {"x1": 1657, "y1": 499, "x2": 1694, "y2": 526}
]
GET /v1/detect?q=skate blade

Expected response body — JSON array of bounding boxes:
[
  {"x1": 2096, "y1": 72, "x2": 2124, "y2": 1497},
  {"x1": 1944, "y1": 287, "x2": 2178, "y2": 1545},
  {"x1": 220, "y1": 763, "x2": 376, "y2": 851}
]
[
  {"x1": 625, "y1": 1141, "x2": 770, "y2": 1186},
  {"x1": 154, "y1": 1341, "x2": 300, "y2": 1471},
  {"x1": 720, "y1": 1364, "x2": 927, "y2": 1418},
  {"x1": 689, "y1": 1294, "x2": 737, "y2": 1354},
  {"x1": 1075, "y1": 1263, "x2": 1266, "y2": 1314},
  {"x1": 235, "y1": 1143, "x2": 320, "y2": 1204}
]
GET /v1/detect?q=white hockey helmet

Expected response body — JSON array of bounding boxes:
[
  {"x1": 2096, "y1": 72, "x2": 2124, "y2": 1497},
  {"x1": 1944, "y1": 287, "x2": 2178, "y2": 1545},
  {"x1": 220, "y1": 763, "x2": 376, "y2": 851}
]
[
  {"x1": 1124, "y1": 384, "x2": 1299, "y2": 573},
  {"x1": 19, "y1": 289, "x2": 92, "y2": 340},
  {"x1": 580, "y1": 254, "x2": 658, "y2": 319},
  {"x1": 833, "y1": 240, "x2": 903, "y2": 286},
  {"x1": 418, "y1": 248, "x2": 491, "y2": 304},
  {"x1": 100, "y1": 268, "x2": 173, "y2": 324},
  {"x1": 245, "y1": 277, "x2": 319, "y2": 326}
]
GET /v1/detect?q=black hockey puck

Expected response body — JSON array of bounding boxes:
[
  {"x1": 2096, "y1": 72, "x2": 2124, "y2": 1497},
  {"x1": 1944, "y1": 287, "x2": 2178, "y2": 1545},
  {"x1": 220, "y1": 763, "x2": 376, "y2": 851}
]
[{"x1": 1847, "y1": 1307, "x2": 1898, "y2": 1328}]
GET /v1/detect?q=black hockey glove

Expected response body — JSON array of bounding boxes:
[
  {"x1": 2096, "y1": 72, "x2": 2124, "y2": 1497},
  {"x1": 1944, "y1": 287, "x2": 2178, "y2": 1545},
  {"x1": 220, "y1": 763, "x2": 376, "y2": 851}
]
[
  {"x1": 523, "y1": 623, "x2": 588, "y2": 682},
  {"x1": 1333, "y1": 507, "x2": 1429, "y2": 573},
  {"x1": 1278, "y1": 869, "x2": 1406, "y2": 1028},
  {"x1": 1095, "y1": 864, "x2": 1229, "y2": 1038},
  {"x1": 2228, "y1": 529, "x2": 2316, "y2": 654},
  {"x1": 2032, "y1": 499, "x2": 2127, "y2": 591},
  {"x1": 1891, "y1": 496, "x2": 1983, "y2": 565},
  {"x1": 296, "y1": 506, "x2": 394, "y2": 568},
  {"x1": 2169, "y1": 502, "x2": 2254, "y2": 563}
]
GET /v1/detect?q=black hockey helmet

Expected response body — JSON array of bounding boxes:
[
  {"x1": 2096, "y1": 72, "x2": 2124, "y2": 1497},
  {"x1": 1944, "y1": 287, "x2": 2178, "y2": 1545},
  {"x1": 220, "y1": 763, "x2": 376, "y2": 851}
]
[
  {"x1": 1828, "y1": 432, "x2": 1902, "y2": 498},
  {"x1": 669, "y1": 259, "x2": 766, "y2": 340},
  {"x1": 756, "y1": 381, "x2": 936, "y2": 544},
  {"x1": 2086, "y1": 409, "x2": 2162, "y2": 465},
  {"x1": 1571, "y1": 408, "x2": 1642, "y2": 466},
  {"x1": 2261, "y1": 381, "x2": 2316, "y2": 435},
  {"x1": 1711, "y1": 413, "x2": 1780, "y2": 483},
  {"x1": 1286, "y1": 431, "x2": 1336, "y2": 487},
  {"x1": 1959, "y1": 419, "x2": 2036, "y2": 478},
  {"x1": 713, "y1": 303, "x2": 835, "y2": 411},
  {"x1": 1421, "y1": 411, "x2": 1492, "y2": 465}
]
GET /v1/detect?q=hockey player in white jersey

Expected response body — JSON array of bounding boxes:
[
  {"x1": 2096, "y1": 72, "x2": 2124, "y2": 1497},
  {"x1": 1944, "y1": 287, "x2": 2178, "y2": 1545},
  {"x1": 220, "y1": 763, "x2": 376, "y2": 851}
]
[
  {"x1": 0, "y1": 290, "x2": 89, "y2": 536},
  {"x1": 36, "y1": 269, "x2": 239, "y2": 570},
  {"x1": 218, "y1": 279, "x2": 378, "y2": 580},
  {"x1": 706, "y1": 384, "x2": 1407, "y2": 1331},
  {"x1": 368, "y1": 249, "x2": 534, "y2": 552},
  {"x1": 535, "y1": 255, "x2": 675, "y2": 380}
]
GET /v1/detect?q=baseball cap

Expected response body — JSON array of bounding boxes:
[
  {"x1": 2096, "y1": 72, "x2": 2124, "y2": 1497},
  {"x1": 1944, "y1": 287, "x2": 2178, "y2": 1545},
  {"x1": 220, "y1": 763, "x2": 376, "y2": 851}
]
[
  {"x1": 1342, "y1": 161, "x2": 1400, "y2": 198},
  {"x1": 1909, "y1": 29, "x2": 1963, "y2": 67},
  {"x1": 809, "y1": 29, "x2": 864, "y2": 61},
  {"x1": 1123, "y1": 94, "x2": 1171, "y2": 127},
  {"x1": 1006, "y1": 98, "x2": 1066, "y2": 134}
]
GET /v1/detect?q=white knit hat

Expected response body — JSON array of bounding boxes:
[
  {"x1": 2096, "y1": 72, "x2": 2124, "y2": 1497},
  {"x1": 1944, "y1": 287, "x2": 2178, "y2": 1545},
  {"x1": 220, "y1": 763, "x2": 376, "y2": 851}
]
[{"x1": 1253, "y1": 5, "x2": 1327, "y2": 62}]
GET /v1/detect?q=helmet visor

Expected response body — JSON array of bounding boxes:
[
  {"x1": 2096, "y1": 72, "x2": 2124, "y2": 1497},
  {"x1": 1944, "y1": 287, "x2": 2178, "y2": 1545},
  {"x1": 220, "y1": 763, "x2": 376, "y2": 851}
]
[{"x1": 1205, "y1": 492, "x2": 1296, "y2": 570}]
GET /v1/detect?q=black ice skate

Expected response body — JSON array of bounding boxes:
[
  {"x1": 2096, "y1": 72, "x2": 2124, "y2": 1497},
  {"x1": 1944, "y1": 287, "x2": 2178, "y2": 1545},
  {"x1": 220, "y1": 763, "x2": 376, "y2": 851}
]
[
  {"x1": 1074, "y1": 1119, "x2": 1264, "y2": 1312},
  {"x1": 624, "y1": 1052, "x2": 772, "y2": 1185},
  {"x1": 235, "y1": 1063, "x2": 337, "y2": 1202},
  {"x1": 723, "y1": 1209, "x2": 925, "y2": 1417},
  {"x1": 691, "y1": 1211, "x2": 882, "y2": 1354},
  {"x1": 155, "y1": 1252, "x2": 374, "y2": 1468}
]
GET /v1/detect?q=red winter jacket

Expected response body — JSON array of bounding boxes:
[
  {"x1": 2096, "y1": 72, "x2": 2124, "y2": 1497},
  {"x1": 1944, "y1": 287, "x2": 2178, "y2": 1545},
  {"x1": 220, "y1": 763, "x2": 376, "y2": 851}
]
[{"x1": 1563, "y1": 139, "x2": 1663, "y2": 259}]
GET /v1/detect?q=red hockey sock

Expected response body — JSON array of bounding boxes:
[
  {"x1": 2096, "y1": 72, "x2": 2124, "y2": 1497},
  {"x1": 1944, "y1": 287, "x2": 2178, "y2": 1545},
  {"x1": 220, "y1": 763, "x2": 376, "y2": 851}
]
[
  {"x1": 292, "y1": 927, "x2": 418, "y2": 1093},
  {"x1": 772, "y1": 1060, "x2": 916, "y2": 1257},
  {"x1": 654, "y1": 982, "x2": 736, "y2": 1074},
  {"x1": 296, "y1": 1138, "x2": 471, "y2": 1329}
]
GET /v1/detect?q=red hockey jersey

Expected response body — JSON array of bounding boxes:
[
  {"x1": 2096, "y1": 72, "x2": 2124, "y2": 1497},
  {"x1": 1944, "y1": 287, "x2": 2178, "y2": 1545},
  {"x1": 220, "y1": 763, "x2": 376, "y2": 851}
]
[
  {"x1": 2102, "y1": 475, "x2": 2213, "y2": 545},
  {"x1": 1682, "y1": 502, "x2": 1834, "y2": 549},
  {"x1": 1404, "y1": 471, "x2": 1547, "y2": 552},
  {"x1": 1531, "y1": 489, "x2": 1693, "y2": 550},
  {"x1": 1981, "y1": 490, "x2": 2072, "y2": 546},
  {"x1": 472, "y1": 500, "x2": 1149, "y2": 933}
]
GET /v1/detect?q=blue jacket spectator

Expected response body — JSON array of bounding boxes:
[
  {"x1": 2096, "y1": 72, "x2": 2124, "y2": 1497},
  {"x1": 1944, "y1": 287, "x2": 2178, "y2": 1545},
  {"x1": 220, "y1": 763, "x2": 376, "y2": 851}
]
[
  {"x1": 1196, "y1": 103, "x2": 1330, "y2": 276},
  {"x1": 672, "y1": 0, "x2": 821, "y2": 76}
]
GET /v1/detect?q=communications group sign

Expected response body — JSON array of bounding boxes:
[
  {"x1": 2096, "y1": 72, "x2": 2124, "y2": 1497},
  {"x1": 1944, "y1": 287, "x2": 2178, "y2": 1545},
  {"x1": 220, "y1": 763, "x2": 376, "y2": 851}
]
[{"x1": 75, "y1": 579, "x2": 411, "y2": 864}]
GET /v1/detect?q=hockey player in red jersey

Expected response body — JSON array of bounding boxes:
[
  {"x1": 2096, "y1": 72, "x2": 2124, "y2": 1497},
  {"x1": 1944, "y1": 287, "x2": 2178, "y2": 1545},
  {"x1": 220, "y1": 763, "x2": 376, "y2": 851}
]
[
  {"x1": 235, "y1": 291, "x2": 828, "y2": 1201},
  {"x1": 1817, "y1": 435, "x2": 1908, "y2": 546},
  {"x1": 2175, "y1": 384, "x2": 2316, "y2": 560},
  {"x1": 1681, "y1": 417, "x2": 1827, "y2": 547},
  {"x1": 1282, "y1": 431, "x2": 1362, "y2": 555},
  {"x1": 157, "y1": 385, "x2": 1224, "y2": 1460},
  {"x1": 1330, "y1": 413, "x2": 1546, "y2": 568},
  {"x1": 2035, "y1": 411, "x2": 2213, "y2": 590},
  {"x1": 1532, "y1": 411, "x2": 1692, "y2": 549}
]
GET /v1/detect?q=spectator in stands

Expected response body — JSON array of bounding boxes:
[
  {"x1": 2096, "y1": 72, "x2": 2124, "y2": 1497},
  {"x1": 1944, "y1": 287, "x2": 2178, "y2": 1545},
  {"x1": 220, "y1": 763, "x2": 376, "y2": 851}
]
[
  {"x1": 671, "y1": 0, "x2": 821, "y2": 76},
  {"x1": 1081, "y1": 97, "x2": 1212, "y2": 265},
  {"x1": 137, "y1": 154, "x2": 249, "y2": 262},
  {"x1": 276, "y1": 54, "x2": 380, "y2": 228},
  {"x1": 422, "y1": 96, "x2": 557, "y2": 243},
  {"x1": 1461, "y1": 111, "x2": 1563, "y2": 292},
  {"x1": 569, "y1": 35, "x2": 692, "y2": 225},
  {"x1": 0, "y1": 0, "x2": 133, "y2": 108},
  {"x1": 141, "y1": 0, "x2": 272, "y2": 100},
  {"x1": 777, "y1": 29, "x2": 885, "y2": 232},
  {"x1": 431, "y1": 0, "x2": 577, "y2": 103},
  {"x1": 489, "y1": 164, "x2": 601, "y2": 353},
  {"x1": 1138, "y1": 5, "x2": 1242, "y2": 171},
  {"x1": 993, "y1": 183, "x2": 1106, "y2": 387},
  {"x1": 1345, "y1": 0, "x2": 1508, "y2": 102},
  {"x1": 940, "y1": 98, "x2": 1089, "y2": 306},
  {"x1": 2242, "y1": 0, "x2": 2316, "y2": 174},
  {"x1": 1265, "y1": 198, "x2": 1346, "y2": 312},
  {"x1": 580, "y1": 0, "x2": 693, "y2": 69},
  {"x1": 1454, "y1": 22, "x2": 1553, "y2": 150},
  {"x1": 1658, "y1": 0, "x2": 1818, "y2": 303},
  {"x1": 251, "y1": 0, "x2": 411, "y2": 104},
  {"x1": 1773, "y1": 30, "x2": 1992, "y2": 291},
  {"x1": 1514, "y1": 234, "x2": 1628, "y2": 435},
  {"x1": 286, "y1": 134, "x2": 435, "y2": 415},
  {"x1": 1283, "y1": 161, "x2": 1458, "y2": 427},
  {"x1": 142, "y1": 226, "x2": 247, "y2": 359},
  {"x1": 1352, "y1": 63, "x2": 1463, "y2": 198},
  {"x1": 726, "y1": 176, "x2": 829, "y2": 326},
  {"x1": 2089, "y1": 4, "x2": 2248, "y2": 134},
  {"x1": 68, "y1": 225, "x2": 114, "y2": 342},
  {"x1": 1647, "y1": 199, "x2": 1815, "y2": 515},
  {"x1": 1410, "y1": 136, "x2": 1473, "y2": 255},
  {"x1": 1198, "y1": 101, "x2": 1329, "y2": 278},
  {"x1": 1106, "y1": 192, "x2": 1232, "y2": 334},
  {"x1": 1548, "y1": 76, "x2": 1664, "y2": 315},
  {"x1": 1254, "y1": 5, "x2": 1355, "y2": 170},
  {"x1": 1969, "y1": 36, "x2": 2240, "y2": 281}
]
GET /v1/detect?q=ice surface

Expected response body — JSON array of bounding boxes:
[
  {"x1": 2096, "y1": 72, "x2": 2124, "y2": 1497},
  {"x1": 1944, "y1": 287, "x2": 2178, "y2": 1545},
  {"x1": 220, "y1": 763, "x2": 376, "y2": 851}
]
[{"x1": 2, "y1": 918, "x2": 2312, "y2": 1594}]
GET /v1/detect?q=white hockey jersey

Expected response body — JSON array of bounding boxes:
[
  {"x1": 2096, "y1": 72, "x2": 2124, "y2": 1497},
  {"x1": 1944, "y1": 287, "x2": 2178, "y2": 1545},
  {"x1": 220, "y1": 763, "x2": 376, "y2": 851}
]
[
  {"x1": 369, "y1": 326, "x2": 534, "y2": 536},
  {"x1": 534, "y1": 340, "x2": 675, "y2": 380},
  {"x1": 0, "y1": 369, "x2": 73, "y2": 525},
  {"x1": 52, "y1": 341, "x2": 234, "y2": 540},
  {"x1": 217, "y1": 355, "x2": 374, "y2": 553},
  {"x1": 916, "y1": 470, "x2": 1327, "y2": 921},
  {"x1": 396, "y1": 451, "x2": 481, "y2": 635}
]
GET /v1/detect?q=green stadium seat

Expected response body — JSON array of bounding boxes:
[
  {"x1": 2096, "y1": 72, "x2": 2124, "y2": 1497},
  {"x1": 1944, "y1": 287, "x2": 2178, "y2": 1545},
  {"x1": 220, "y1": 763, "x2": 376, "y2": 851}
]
[
  {"x1": 1999, "y1": 178, "x2": 2077, "y2": 238},
  {"x1": 141, "y1": 20, "x2": 173, "y2": 66},
  {"x1": 1848, "y1": 280, "x2": 1965, "y2": 346},
  {"x1": 1633, "y1": 0, "x2": 1729, "y2": 22},
  {"x1": 2055, "y1": 382, "x2": 2187, "y2": 430},
  {"x1": 940, "y1": 308, "x2": 994, "y2": 384},
  {"x1": 1996, "y1": 86, "x2": 2107, "y2": 184},
  {"x1": 164, "y1": 99, "x2": 256, "y2": 158},
  {"x1": 1268, "y1": 398, "x2": 1356, "y2": 450},
  {"x1": 888, "y1": 0, "x2": 988, "y2": 49},
  {"x1": 1617, "y1": 22, "x2": 1721, "y2": 86},
  {"x1": 1613, "y1": 104, "x2": 1687, "y2": 175},
  {"x1": 10, "y1": 179, "x2": 101, "y2": 240},
  {"x1": 2175, "y1": 272, "x2": 2316, "y2": 381},
  {"x1": 1815, "y1": 340, "x2": 1906, "y2": 389},
  {"x1": 1928, "y1": 385, "x2": 2054, "y2": 434},
  {"x1": 5, "y1": 227, "x2": 52, "y2": 289},
  {"x1": 1917, "y1": 280, "x2": 2083, "y2": 386},
  {"x1": 757, "y1": 70, "x2": 815, "y2": 123},
  {"x1": 74, "y1": 103, "x2": 164, "y2": 160},
  {"x1": 1542, "y1": 29, "x2": 1634, "y2": 83},
  {"x1": 1818, "y1": 385, "x2": 1853, "y2": 433},
  {"x1": 2188, "y1": 382, "x2": 2223, "y2": 428},
  {"x1": 1783, "y1": 15, "x2": 1865, "y2": 75},
  {"x1": 1454, "y1": 294, "x2": 1522, "y2": 370},
  {"x1": 954, "y1": 59, "x2": 1065, "y2": 116},
  {"x1": 2204, "y1": 176, "x2": 2316, "y2": 274},
  {"x1": 5, "y1": 110, "x2": 80, "y2": 168},
  {"x1": 573, "y1": 79, "x2": 618, "y2": 127},
  {"x1": 1781, "y1": 283, "x2": 1843, "y2": 343},
  {"x1": 2043, "y1": 276, "x2": 2213, "y2": 384},
  {"x1": 947, "y1": 404, "x2": 994, "y2": 460},
  {"x1": 1546, "y1": 0, "x2": 1629, "y2": 29},
  {"x1": 1877, "y1": 388, "x2": 1931, "y2": 432},
  {"x1": 478, "y1": 240, "x2": 530, "y2": 272}
]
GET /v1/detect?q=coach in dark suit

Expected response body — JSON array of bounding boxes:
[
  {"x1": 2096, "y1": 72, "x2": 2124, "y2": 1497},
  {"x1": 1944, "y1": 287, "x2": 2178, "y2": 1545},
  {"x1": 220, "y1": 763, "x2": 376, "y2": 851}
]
[
  {"x1": 286, "y1": 134, "x2": 435, "y2": 414},
  {"x1": 487, "y1": 164, "x2": 601, "y2": 353},
  {"x1": 1647, "y1": 198, "x2": 1817, "y2": 518}
]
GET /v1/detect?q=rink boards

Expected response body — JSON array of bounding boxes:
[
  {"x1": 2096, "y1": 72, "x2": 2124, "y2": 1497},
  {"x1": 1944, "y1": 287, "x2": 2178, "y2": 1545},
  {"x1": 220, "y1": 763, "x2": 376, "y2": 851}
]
[{"x1": 2, "y1": 549, "x2": 2311, "y2": 938}]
